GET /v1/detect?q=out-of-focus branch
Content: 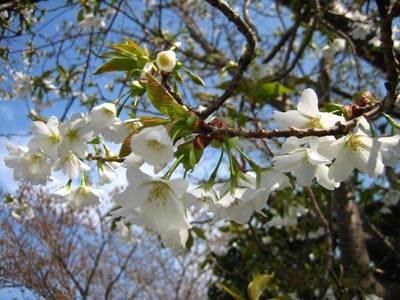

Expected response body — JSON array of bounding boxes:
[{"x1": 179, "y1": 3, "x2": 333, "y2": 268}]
[{"x1": 376, "y1": 0, "x2": 400, "y2": 112}]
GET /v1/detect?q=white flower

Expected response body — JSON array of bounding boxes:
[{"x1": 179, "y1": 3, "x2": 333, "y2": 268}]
[
  {"x1": 52, "y1": 151, "x2": 90, "y2": 180},
  {"x1": 58, "y1": 113, "x2": 93, "y2": 157},
  {"x1": 187, "y1": 171, "x2": 290, "y2": 224},
  {"x1": 55, "y1": 185, "x2": 103, "y2": 208},
  {"x1": 321, "y1": 38, "x2": 346, "y2": 58},
  {"x1": 90, "y1": 102, "x2": 117, "y2": 130},
  {"x1": 318, "y1": 117, "x2": 385, "y2": 182},
  {"x1": 130, "y1": 125, "x2": 174, "y2": 166},
  {"x1": 212, "y1": 185, "x2": 270, "y2": 224},
  {"x1": 112, "y1": 168, "x2": 190, "y2": 252},
  {"x1": 274, "y1": 88, "x2": 345, "y2": 129},
  {"x1": 267, "y1": 204, "x2": 308, "y2": 229},
  {"x1": 273, "y1": 136, "x2": 339, "y2": 190},
  {"x1": 156, "y1": 50, "x2": 177, "y2": 73},
  {"x1": 378, "y1": 134, "x2": 400, "y2": 167},
  {"x1": 5, "y1": 198, "x2": 35, "y2": 221},
  {"x1": 98, "y1": 161, "x2": 118, "y2": 185},
  {"x1": 114, "y1": 221, "x2": 141, "y2": 245},
  {"x1": 246, "y1": 60, "x2": 270, "y2": 81},
  {"x1": 259, "y1": 169, "x2": 292, "y2": 192},
  {"x1": 185, "y1": 186, "x2": 218, "y2": 210},
  {"x1": 102, "y1": 119, "x2": 141, "y2": 143},
  {"x1": 4, "y1": 142, "x2": 51, "y2": 184},
  {"x1": 28, "y1": 116, "x2": 61, "y2": 159},
  {"x1": 211, "y1": 171, "x2": 289, "y2": 224},
  {"x1": 79, "y1": 13, "x2": 106, "y2": 29},
  {"x1": 11, "y1": 70, "x2": 33, "y2": 99}
]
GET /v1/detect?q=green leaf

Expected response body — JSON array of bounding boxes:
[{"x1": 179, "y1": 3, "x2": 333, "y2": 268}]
[
  {"x1": 174, "y1": 140, "x2": 203, "y2": 172},
  {"x1": 215, "y1": 80, "x2": 247, "y2": 94},
  {"x1": 248, "y1": 273, "x2": 275, "y2": 300},
  {"x1": 254, "y1": 82, "x2": 293, "y2": 100},
  {"x1": 322, "y1": 103, "x2": 344, "y2": 115},
  {"x1": 77, "y1": 9, "x2": 84, "y2": 22},
  {"x1": 94, "y1": 58, "x2": 139, "y2": 74},
  {"x1": 180, "y1": 66, "x2": 206, "y2": 86},
  {"x1": 119, "y1": 132, "x2": 134, "y2": 158},
  {"x1": 146, "y1": 73, "x2": 189, "y2": 119},
  {"x1": 191, "y1": 226, "x2": 207, "y2": 240},
  {"x1": 185, "y1": 230, "x2": 194, "y2": 250},
  {"x1": 139, "y1": 116, "x2": 170, "y2": 127},
  {"x1": 218, "y1": 282, "x2": 245, "y2": 300}
]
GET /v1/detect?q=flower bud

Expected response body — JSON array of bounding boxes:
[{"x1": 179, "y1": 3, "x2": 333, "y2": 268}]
[
  {"x1": 156, "y1": 50, "x2": 176, "y2": 73},
  {"x1": 353, "y1": 90, "x2": 372, "y2": 107},
  {"x1": 343, "y1": 104, "x2": 359, "y2": 119}
]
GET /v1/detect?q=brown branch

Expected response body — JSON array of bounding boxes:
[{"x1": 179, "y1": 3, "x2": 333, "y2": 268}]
[
  {"x1": 376, "y1": 0, "x2": 400, "y2": 112},
  {"x1": 197, "y1": 102, "x2": 383, "y2": 139},
  {"x1": 200, "y1": 0, "x2": 257, "y2": 120},
  {"x1": 306, "y1": 187, "x2": 333, "y2": 300}
]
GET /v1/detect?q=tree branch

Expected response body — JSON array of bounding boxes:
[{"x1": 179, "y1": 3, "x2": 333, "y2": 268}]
[{"x1": 200, "y1": 0, "x2": 257, "y2": 119}]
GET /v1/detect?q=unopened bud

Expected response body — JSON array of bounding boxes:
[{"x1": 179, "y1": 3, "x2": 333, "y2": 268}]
[
  {"x1": 353, "y1": 90, "x2": 372, "y2": 107},
  {"x1": 194, "y1": 135, "x2": 212, "y2": 151},
  {"x1": 343, "y1": 104, "x2": 359, "y2": 119}
]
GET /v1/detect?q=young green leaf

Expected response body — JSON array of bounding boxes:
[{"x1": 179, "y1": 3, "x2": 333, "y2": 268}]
[
  {"x1": 145, "y1": 73, "x2": 189, "y2": 119},
  {"x1": 248, "y1": 273, "x2": 275, "y2": 300},
  {"x1": 254, "y1": 82, "x2": 293, "y2": 100}
]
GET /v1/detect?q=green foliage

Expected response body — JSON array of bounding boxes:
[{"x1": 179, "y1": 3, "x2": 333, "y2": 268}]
[
  {"x1": 253, "y1": 82, "x2": 293, "y2": 100},
  {"x1": 145, "y1": 73, "x2": 189, "y2": 119},
  {"x1": 248, "y1": 273, "x2": 275, "y2": 300},
  {"x1": 94, "y1": 39, "x2": 149, "y2": 74}
]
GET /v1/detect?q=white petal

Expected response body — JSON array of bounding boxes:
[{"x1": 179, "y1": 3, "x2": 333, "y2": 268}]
[
  {"x1": 328, "y1": 149, "x2": 355, "y2": 182},
  {"x1": 319, "y1": 112, "x2": 345, "y2": 128},
  {"x1": 315, "y1": 164, "x2": 339, "y2": 190},
  {"x1": 295, "y1": 164, "x2": 316, "y2": 186},
  {"x1": 273, "y1": 151, "x2": 305, "y2": 172},
  {"x1": 273, "y1": 110, "x2": 309, "y2": 128},
  {"x1": 297, "y1": 88, "x2": 320, "y2": 118}
]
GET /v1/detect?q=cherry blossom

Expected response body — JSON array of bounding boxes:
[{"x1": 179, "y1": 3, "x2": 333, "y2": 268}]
[
  {"x1": 54, "y1": 184, "x2": 103, "y2": 208},
  {"x1": 89, "y1": 102, "x2": 117, "y2": 130},
  {"x1": 318, "y1": 117, "x2": 392, "y2": 182},
  {"x1": 58, "y1": 113, "x2": 93, "y2": 157},
  {"x1": 130, "y1": 125, "x2": 174, "y2": 166},
  {"x1": 156, "y1": 50, "x2": 177, "y2": 73},
  {"x1": 112, "y1": 168, "x2": 190, "y2": 252},
  {"x1": 5, "y1": 142, "x2": 51, "y2": 185},
  {"x1": 273, "y1": 136, "x2": 339, "y2": 190},
  {"x1": 273, "y1": 88, "x2": 345, "y2": 129},
  {"x1": 52, "y1": 151, "x2": 90, "y2": 180},
  {"x1": 28, "y1": 116, "x2": 61, "y2": 159}
]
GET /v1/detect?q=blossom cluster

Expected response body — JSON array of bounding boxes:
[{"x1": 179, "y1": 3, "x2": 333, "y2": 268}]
[
  {"x1": 273, "y1": 89, "x2": 400, "y2": 190},
  {"x1": 4, "y1": 48, "x2": 400, "y2": 252}
]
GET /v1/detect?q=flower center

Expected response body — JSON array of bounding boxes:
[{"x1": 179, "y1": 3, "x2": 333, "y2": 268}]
[
  {"x1": 102, "y1": 108, "x2": 114, "y2": 118},
  {"x1": 30, "y1": 153, "x2": 43, "y2": 163},
  {"x1": 231, "y1": 197, "x2": 244, "y2": 207},
  {"x1": 158, "y1": 54, "x2": 171, "y2": 67},
  {"x1": 61, "y1": 153, "x2": 75, "y2": 163},
  {"x1": 49, "y1": 133, "x2": 61, "y2": 144},
  {"x1": 147, "y1": 140, "x2": 164, "y2": 151},
  {"x1": 77, "y1": 187, "x2": 89, "y2": 198},
  {"x1": 147, "y1": 183, "x2": 168, "y2": 206},
  {"x1": 347, "y1": 135, "x2": 364, "y2": 154},
  {"x1": 66, "y1": 128, "x2": 79, "y2": 141},
  {"x1": 305, "y1": 117, "x2": 322, "y2": 128}
]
